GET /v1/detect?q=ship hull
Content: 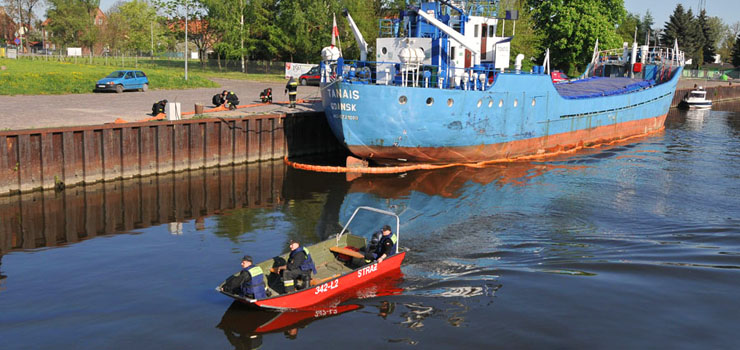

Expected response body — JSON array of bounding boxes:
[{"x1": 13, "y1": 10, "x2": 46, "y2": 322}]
[{"x1": 321, "y1": 67, "x2": 681, "y2": 164}]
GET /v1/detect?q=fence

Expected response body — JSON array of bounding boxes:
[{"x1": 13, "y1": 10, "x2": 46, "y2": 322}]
[
  {"x1": 682, "y1": 68, "x2": 740, "y2": 80},
  {"x1": 10, "y1": 52, "x2": 287, "y2": 75}
]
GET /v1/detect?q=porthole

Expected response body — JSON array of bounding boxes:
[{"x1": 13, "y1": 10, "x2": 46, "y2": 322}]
[
  {"x1": 447, "y1": 98, "x2": 454, "y2": 107},
  {"x1": 477, "y1": 99, "x2": 482, "y2": 108},
  {"x1": 514, "y1": 99, "x2": 518, "y2": 107},
  {"x1": 498, "y1": 99, "x2": 503, "y2": 107},
  {"x1": 382, "y1": 47, "x2": 388, "y2": 55},
  {"x1": 399, "y1": 96, "x2": 407, "y2": 104},
  {"x1": 532, "y1": 98, "x2": 536, "y2": 106},
  {"x1": 426, "y1": 97, "x2": 434, "y2": 106},
  {"x1": 488, "y1": 99, "x2": 493, "y2": 108}
]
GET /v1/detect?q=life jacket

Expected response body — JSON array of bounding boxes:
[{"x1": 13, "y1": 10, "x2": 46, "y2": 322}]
[
  {"x1": 242, "y1": 266, "x2": 266, "y2": 299},
  {"x1": 290, "y1": 246, "x2": 317, "y2": 274},
  {"x1": 287, "y1": 80, "x2": 298, "y2": 95},
  {"x1": 374, "y1": 233, "x2": 398, "y2": 257}
]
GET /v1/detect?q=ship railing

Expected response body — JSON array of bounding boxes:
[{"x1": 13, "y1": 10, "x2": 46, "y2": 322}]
[
  {"x1": 593, "y1": 46, "x2": 684, "y2": 67},
  {"x1": 321, "y1": 59, "x2": 549, "y2": 90},
  {"x1": 586, "y1": 45, "x2": 684, "y2": 84}
]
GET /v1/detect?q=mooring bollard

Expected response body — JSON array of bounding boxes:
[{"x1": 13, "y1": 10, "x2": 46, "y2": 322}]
[{"x1": 194, "y1": 103, "x2": 204, "y2": 115}]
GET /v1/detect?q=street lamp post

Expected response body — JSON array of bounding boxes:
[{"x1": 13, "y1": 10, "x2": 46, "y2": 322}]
[{"x1": 184, "y1": 0, "x2": 189, "y2": 81}]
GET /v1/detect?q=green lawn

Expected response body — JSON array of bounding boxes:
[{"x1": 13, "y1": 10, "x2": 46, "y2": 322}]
[{"x1": 0, "y1": 58, "x2": 223, "y2": 95}]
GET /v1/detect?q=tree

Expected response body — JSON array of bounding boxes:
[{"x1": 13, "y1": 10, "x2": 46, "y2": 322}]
[
  {"x1": 527, "y1": 0, "x2": 625, "y2": 75},
  {"x1": 115, "y1": 0, "x2": 162, "y2": 55},
  {"x1": 2, "y1": 0, "x2": 43, "y2": 52},
  {"x1": 662, "y1": 5, "x2": 702, "y2": 66},
  {"x1": 616, "y1": 12, "x2": 640, "y2": 44},
  {"x1": 697, "y1": 9, "x2": 716, "y2": 64},
  {"x1": 732, "y1": 34, "x2": 740, "y2": 67},
  {"x1": 640, "y1": 10, "x2": 654, "y2": 45},
  {"x1": 500, "y1": 0, "x2": 542, "y2": 71},
  {"x1": 46, "y1": 0, "x2": 91, "y2": 48}
]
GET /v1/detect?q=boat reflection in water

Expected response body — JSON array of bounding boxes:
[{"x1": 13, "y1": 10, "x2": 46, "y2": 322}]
[{"x1": 217, "y1": 269, "x2": 404, "y2": 347}]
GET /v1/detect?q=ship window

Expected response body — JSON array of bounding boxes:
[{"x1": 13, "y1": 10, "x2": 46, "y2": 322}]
[
  {"x1": 426, "y1": 97, "x2": 434, "y2": 106},
  {"x1": 447, "y1": 98, "x2": 454, "y2": 107},
  {"x1": 514, "y1": 99, "x2": 518, "y2": 107},
  {"x1": 477, "y1": 99, "x2": 482, "y2": 108},
  {"x1": 399, "y1": 96, "x2": 407, "y2": 104},
  {"x1": 382, "y1": 47, "x2": 387, "y2": 55},
  {"x1": 450, "y1": 46, "x2": 456, "y2": 59},
  {"x1": 531, "y1": 98, "x2": 536, "y2": 106},
  {"x1": 489, "y1": 25, "x2": 495, "y2": 37},
  {"x1": 474, "y1": 25, "x2": 479, "y2": 38},
  {"x1": 488, "y1": 99, "x2": 493, "y2": 108},
  {"x1": 498, "y1": 99, "x2": 503, "y2": 107}
]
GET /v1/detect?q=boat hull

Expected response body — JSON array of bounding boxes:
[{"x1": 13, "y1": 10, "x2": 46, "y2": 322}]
[
  {"x1": 231, "y1": 252, "x2": 406, "y2": 310},
  {"x1": 321, "y1": 67, "x2": 681, "y2": 164}
]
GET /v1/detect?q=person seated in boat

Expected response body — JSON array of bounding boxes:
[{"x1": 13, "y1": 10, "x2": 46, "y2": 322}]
[
  {"x1": 221, "y1": 255, "x2": 267, "y2": 299},
  {"x1": 275, "y1": 240, "x2": 317, "y2": 292},
  {"x1": 364, "y1": 225, "x2": 397, "y2": 264}
]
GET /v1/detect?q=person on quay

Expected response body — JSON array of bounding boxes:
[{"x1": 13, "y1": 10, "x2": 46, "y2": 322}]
[
  {"x1": 365, "y1": 225, "x2": 397, "y2": 264},
  {"x1": 222, "y1": 255, "x2": 266, "y2": 299},
  {"x1": 276, "y1": 239, "x2": 317, "y2": 293},
  {"x1": 285, "y1": 77, "x2": 298, "y2": 108},
  {"x1": 223, "y1": 90, "x2": 240, "y2": 110}
]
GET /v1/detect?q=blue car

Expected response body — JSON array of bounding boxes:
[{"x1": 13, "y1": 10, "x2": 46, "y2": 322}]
[{"x1": 94, "y1": 70, "x2": 149, "y2": 93}]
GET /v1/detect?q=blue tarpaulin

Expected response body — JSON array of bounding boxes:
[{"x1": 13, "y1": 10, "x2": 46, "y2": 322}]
[{"x1": 555, "y1": 77, "x2": 654, "y2": 99}]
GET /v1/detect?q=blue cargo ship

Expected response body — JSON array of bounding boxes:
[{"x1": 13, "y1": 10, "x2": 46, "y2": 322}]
[{"x1": 319, "y1": 0, "x2": 684, "y2": 165}]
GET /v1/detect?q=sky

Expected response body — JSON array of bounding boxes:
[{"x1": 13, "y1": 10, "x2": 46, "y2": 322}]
[{"x1": 621, "y1": 0, "x2": 737, "y2": 27}]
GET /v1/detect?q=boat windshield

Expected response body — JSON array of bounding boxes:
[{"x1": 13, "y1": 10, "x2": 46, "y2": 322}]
[
  {"x1": 690, "y1": 92, "x2": 705, "y2": 98},
  {"x1": 336, "y1": 206, "x2": 400, "y2": 254}
]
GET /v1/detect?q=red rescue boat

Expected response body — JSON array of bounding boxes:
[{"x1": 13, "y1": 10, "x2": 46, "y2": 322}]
[{"x1": 217, "y1": 206, "x2": 406, "y2": 310}]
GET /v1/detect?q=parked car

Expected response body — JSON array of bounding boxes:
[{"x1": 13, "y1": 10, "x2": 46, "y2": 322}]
[
  {"x1": 94, "y1": 70, "x2": 149, "y2": 93},
  {"x1": 550, "y1": 70, "x2": 569, "y2": 83},
  {"x1": 298, "y1": 66, "x2": 320, "y2": 86}
]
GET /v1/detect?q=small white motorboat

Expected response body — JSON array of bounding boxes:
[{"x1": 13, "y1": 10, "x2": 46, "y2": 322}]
[{"x1": 680, "y1": 87, "x2": 712, "y2": 109}]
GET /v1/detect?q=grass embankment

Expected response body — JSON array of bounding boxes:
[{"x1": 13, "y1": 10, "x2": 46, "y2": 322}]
[{"x1": 0, "y1": 58, "x2": 219, "y2": 95}]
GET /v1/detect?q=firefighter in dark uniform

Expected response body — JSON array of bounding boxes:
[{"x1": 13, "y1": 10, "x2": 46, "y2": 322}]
[
  {"x1": 285, "y1": 77, "x2": 298, "y2": 108},
  {"x1": 276, "y1": 239, "x2": 317, "y2": 293},
  {"x1": 365, "y1": 225, "x2": 397, "y2": 263},
  {"x1": 221, "y1": 255, "x2": 266, "y2": 299},
  {"x1": 223, "y1": 90, "x2": 240, "y2": 110}
]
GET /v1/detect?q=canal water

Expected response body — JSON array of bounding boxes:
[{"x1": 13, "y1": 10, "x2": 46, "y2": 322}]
[{"x1": 1, "y1": 102, "x2": 739, "y2": 349}]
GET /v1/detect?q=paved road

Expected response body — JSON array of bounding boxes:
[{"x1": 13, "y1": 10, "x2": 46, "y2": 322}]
[{"x1": 0, "y1": 78, "x2": 323, "y2": 131}]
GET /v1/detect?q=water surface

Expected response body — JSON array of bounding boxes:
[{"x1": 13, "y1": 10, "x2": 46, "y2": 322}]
[{"x1": 1, "y1": 103, "x2": 739, "y2": 349}]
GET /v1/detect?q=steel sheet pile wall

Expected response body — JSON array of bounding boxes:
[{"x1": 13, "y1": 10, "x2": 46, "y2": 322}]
[
  {"x1": 671, "y1": 84, "x2": 740, "y2": 107},
  {"x1": 0, "y1": 161, "x2": 285, "y2": 254},
  {"x1": 0, "y1": 112, "x2": 343, "y2": 196}
]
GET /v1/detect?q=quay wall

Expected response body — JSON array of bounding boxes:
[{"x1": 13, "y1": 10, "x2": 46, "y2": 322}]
[
  {"x1": 0, "y1": 112, "x2": 344, "y2": 196},
  {"x1": 671, "y1": 84, "x2": 740, "y2": 107}
]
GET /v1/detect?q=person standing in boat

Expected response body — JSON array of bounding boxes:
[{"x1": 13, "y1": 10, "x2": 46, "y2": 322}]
[
  {"x1": 365, "y1": 225, "x2": 397, "y2": 263},
  {"x1": 222, "y1": 255, "x2": 266, "y2": 299},
  {"x1": 276, "y1": 239, "x2": 317, "y2": 292}
]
